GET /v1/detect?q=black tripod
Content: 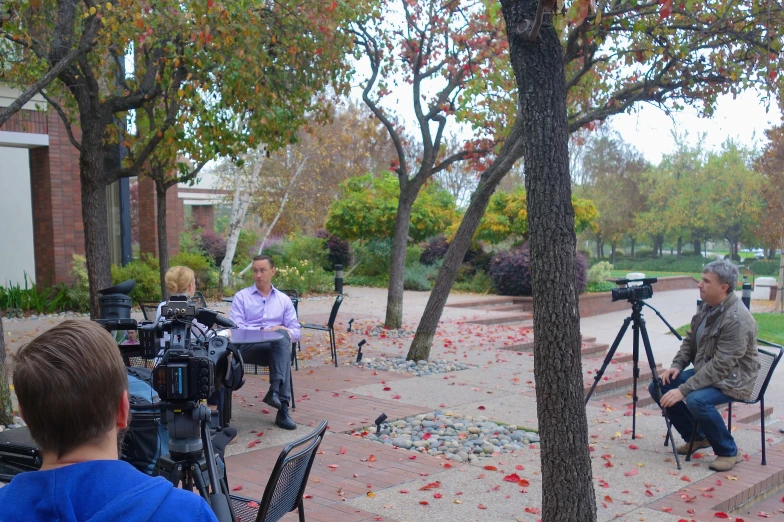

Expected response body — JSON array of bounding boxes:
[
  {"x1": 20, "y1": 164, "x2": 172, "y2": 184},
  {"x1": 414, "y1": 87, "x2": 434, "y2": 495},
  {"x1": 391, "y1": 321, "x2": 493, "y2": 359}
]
[
  {"x1": 584, "y1": 299, "x2": 684, "y2": 469},
  {"x1": 154, "y1": 404, "x2": 236, "y2": 522}
]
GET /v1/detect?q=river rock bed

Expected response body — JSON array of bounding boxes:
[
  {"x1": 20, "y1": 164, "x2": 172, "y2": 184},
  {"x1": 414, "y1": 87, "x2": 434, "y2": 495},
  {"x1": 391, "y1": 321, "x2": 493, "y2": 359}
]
[
  {"x1": 351, "y1": 356, "x2": 473, "y2": 375},
  {"x1": 361, "y1": 411, "x2": 539, "y2": 463}
]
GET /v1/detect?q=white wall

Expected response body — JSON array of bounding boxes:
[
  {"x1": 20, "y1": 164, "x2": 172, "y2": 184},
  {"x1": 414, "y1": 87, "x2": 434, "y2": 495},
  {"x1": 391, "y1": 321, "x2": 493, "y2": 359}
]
[{"x1": 0, "y1": 146, "x2": 36, "y2": 286}]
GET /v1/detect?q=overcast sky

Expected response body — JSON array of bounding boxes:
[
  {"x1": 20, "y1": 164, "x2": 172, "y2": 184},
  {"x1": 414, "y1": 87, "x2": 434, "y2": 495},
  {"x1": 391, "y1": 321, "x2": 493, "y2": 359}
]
[{"x1": 609, "y1": 90, "x2": 782, "y2": 164}]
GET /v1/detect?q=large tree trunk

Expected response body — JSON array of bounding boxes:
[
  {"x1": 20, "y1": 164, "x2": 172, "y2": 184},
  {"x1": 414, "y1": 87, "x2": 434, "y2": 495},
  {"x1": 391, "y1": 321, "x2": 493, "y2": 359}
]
[
  {"x1": 220, "y1": 161, "x2": 260, "y2": 288},
  {"x1": 502, "y1": 1, "x2": 596, "y2": 519},
  {"x1": 0, "y1": 317, "x2": 13, "y2": 425},
  {"x1": 407, "y1": 120, "x2": 526, "y2": 361},
  {"x1": 384, "y1": 191, "x2": 417, "y2": 329},
  {"x1": 156, "y1": 181, "x2": 170, "y2": 301},
  {"x1": 80, "y1": 130, "x2": 113, "y2": 318}
]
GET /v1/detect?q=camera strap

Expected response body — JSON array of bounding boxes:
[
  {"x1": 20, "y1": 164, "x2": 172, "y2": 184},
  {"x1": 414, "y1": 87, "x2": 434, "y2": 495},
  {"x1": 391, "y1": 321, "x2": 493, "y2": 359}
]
[{"x1": 223, "y1": 344, "x2": 246, "y2": 392}]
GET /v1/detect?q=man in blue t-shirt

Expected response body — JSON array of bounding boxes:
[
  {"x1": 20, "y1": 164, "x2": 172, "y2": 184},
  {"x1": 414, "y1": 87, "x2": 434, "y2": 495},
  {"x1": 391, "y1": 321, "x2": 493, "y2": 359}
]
[{"x1": 0, "y1": 320, "x2": 218, "y2": 522}]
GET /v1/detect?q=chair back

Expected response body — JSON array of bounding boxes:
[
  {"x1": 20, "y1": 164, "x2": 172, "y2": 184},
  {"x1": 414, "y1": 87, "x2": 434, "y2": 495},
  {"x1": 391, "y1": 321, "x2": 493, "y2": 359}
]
[
  {"x1": 278, "y1": 288, "x2": 300, "y2": 315},
  {"x1": 192, "y1": 291, "x2": 207, "y2": 307},
  {"x1": 326, "y1": 294, "x2": 343, "y2": 329},
  {"x1": 256, "y1": 420, "x2": 328, "y2": 522},
  {"x1": 748, "y1": 339, "x2": 783, "y2": 404},
  {"x1": 139, "y1": 301, "x2": 159, "y2": 321}
]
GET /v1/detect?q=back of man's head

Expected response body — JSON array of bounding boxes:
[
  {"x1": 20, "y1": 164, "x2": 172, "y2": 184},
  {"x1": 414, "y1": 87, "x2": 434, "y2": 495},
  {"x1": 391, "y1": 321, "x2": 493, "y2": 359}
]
[{"x1": 13, "y1": 320, "x2": 128, "y2": 458}]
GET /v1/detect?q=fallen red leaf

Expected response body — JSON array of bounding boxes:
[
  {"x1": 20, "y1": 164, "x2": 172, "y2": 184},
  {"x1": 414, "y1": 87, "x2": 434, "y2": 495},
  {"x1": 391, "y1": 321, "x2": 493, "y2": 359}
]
[
  {"x1": 392, "y1": 395, "x2": 401, "y2": 399},
  {"x1": 681, "y1": 475, "x2": 692, "y2": 482},
  {"x1": 477, "y1": 406, "x2": 486, "y2": 410},
  {"x1": 503, "y1": 473, "x2": 521, "y2": 483},
  {"x1": 433, "y1": 493, "x2": 442, "y2": 499},
  {"x1": 518, "y1": 479, "x2": 530, "y2": 487},
  {"x1": 419, "y1": 481, "x2": 441, "y2": 490},
  {"x1": 713, "y1": 513, "x2": 729, "y2": 519},
  {"x1": 604, "y1": 495, "x2": 613, "y2": 503},
  {"x1": 369, "y1": 454, "x2": 376, "y2": 462},
  {"x1": 340, "y1": 446, "x2": 346, "y2": 455},
  {"x1": 478, "y1": 504, "x2": 487, "y2": 509},
  {"x1": 524, "y1": 507, "x2": 541, "y2": 514},
  {"x1": 328, "y1": 464, "x2": 338, "y2": 469},
  {"x1": 248, "y1": 501, "x2": 259, "y2": 508},
  {"x1": 628, "y1": 444, "x2": 638, "y2": 450},
  {"x1": 419, "y1": 500, "x2": 429, "y2": 505},
  {"x1": 484, "y1": 465, "x2": 497, "y2": 471},
  {"x1": 232, "y1": 485, "x2": 243, "y2": 491},
  {"x1": 623, "y1": 469, "x2": 638, "y2": 476},
  {"x1": 262, "y1": 408, "x2": 270, "y2": 414},
  {"x1": 515, "y1": 464, "x2": 524, "y2": 471},
  {"x1": 662, "y1": 507, "x2": 673, "y2": 513}
]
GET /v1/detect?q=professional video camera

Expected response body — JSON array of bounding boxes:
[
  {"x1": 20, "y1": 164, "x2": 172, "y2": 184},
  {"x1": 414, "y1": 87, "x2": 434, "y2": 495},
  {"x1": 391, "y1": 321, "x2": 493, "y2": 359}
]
[
  {"x1": 611, "y1": 277, "x2": 657, "y2": 302},
  {"x1": 95, "y1": 280, "x2": 242, "y2": 522}
]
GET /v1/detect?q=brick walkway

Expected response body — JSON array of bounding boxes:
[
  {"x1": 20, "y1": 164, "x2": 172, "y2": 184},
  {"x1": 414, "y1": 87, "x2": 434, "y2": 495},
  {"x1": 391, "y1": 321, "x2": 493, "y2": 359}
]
[{"x1": 225, "y1": 367, "x2": 443, "y2": 521}]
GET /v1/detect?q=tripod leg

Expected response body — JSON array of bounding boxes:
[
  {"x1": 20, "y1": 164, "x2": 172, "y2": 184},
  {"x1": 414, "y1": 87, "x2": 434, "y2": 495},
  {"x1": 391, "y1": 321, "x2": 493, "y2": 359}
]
[
  {"x1": 632, "y1": 321, "x2": 641, "y2": 439},
  {"x1": 639, "y1": 319, "x2": 682, "y2": 470},
  {"x1": 584, "y1": 316, "x2": 633, "y2": 405}
]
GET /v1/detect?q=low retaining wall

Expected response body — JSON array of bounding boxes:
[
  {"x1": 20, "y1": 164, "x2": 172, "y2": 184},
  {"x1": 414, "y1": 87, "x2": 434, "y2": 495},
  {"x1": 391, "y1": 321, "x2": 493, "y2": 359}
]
[{"x1": 512, "y1": 275, "x2": 700, "y2": 318}]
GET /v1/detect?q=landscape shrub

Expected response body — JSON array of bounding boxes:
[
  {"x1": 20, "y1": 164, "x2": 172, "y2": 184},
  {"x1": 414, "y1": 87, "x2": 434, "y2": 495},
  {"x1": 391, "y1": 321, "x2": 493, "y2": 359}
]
[
  {"x1": 111, "y1": 254, "x2": 161, "y2": 302},
  {"x1": 420, "y1": 235, "x2": 449, "y2": 265},
  {"x1": 452, "y1": 270, "x2": 493, "y2": 294},
  {"x1": 315, "y1": 229, "x2": 352, "y2": 270},
  {"x1": 404, "y1": 262, "x2": 438, "y2": 291},
  {"x1": 199, "y1": 230, "x2": 227, "y2": 266},
  {"x1": 274, "y1": 260, "x2": 333, "y2": 295},
  {"x1": 488, "y1": 245, "x2": 588, "y2": 296},
  {"x1": 171, "y1": 250, "x2": 218, "y2": 291},
  {"x1": 488, "y1": 246, "x2": 532, "y2": 296},
  {"x1": 406, "y1": 245, "x2": 423, "y2": 267},
  {"x1": 351, "y1": 239, "x2": 393, "y2": 277},
  {"x1": 587, "y1": 261, "x2": 613, "y2": 284}
]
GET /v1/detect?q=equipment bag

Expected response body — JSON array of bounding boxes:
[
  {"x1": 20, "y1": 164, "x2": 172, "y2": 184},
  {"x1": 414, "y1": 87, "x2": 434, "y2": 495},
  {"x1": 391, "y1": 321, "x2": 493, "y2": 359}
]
[{"x1": 122, "y1": 367, "x2": 169, "y2": 475}]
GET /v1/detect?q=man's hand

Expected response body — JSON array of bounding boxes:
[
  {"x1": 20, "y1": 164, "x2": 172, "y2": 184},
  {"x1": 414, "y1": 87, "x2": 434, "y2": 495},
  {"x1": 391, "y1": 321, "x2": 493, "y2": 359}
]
[
  {"x1": 265, "y1": 325, "x2": 289, "y2": 335},
  {"x1": 660, "y1": 389, "x2": 685, "y2": 408},
  {"x1": 660, "y1": 367, "x2": 681, "y2": 385}
]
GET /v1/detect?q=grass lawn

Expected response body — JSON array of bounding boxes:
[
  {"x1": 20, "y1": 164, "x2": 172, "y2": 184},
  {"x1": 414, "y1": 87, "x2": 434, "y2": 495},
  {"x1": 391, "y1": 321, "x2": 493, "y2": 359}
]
[
  {"x1": 675, "y1": 312, "x2": 784, "y2": 346},
  {"x1": 609, "y1": 270, "x2": 704, "y2": 281}
]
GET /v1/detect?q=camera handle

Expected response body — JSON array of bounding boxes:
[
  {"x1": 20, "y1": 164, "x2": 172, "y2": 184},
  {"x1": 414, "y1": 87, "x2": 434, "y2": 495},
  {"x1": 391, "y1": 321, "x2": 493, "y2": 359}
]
[{"x1": 584, "y1": 301, "x2": 682, "y2": 470}]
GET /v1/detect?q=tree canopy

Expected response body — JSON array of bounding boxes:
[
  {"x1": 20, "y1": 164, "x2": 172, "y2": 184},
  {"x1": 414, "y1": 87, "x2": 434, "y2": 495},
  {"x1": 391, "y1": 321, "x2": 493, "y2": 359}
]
[{"x1": 325, "y1": 173, "x2": 458, "y2": 242}]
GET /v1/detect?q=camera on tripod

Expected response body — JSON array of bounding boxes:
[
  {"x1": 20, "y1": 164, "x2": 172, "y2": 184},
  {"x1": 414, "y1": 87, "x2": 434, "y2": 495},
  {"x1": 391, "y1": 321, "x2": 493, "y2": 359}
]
[{"x1": 611, "y1": 277, "x2": 657, "y2": 302}]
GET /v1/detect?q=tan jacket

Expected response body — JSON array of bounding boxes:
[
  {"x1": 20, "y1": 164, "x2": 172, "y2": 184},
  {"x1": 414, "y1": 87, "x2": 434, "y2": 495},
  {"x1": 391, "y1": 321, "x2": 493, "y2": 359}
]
[{"x1": 672, "y1": 292, "x2": 759, "y2": 401}]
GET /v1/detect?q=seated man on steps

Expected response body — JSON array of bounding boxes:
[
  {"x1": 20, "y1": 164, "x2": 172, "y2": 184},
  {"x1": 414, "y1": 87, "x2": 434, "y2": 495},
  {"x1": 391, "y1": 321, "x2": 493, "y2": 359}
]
[
  {"x1": 0, "y1": 320, "x2": 217, "y2": 522},
  {"x1": 229, "y1": 254, "x2": 300, "y2": 430},
  {"x1": 650, "y1": 259, "x2": 759, "y2": 472}
]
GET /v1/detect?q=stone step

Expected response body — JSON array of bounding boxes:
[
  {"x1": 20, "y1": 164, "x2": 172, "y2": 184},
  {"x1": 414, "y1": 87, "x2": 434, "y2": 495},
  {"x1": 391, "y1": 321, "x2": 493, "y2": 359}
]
[
  {"x1": 446, "y1": 296, "x2": 516, "y2": 309},
  {"x1": 582, "y1": 358, "x2": 663, "y2": 398},
  {"x1": 481, "y1": 303, "x2": 529, "y2": 313},
  {"x1": 464, "y1": 313, "x2": 533, "y2": 326},
  {"x1": 495, "y1": 339, "x2": 607, "y2": 357}
]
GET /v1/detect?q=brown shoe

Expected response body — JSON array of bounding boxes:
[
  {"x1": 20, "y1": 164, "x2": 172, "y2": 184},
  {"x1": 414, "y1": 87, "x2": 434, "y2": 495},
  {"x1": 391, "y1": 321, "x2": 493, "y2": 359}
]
[
  {"x1": 709, "y1": 452, "x2": 742, "y2": 472},
  {"x1": 676, "y1": 438, "x2": 712, "y2": 455}
]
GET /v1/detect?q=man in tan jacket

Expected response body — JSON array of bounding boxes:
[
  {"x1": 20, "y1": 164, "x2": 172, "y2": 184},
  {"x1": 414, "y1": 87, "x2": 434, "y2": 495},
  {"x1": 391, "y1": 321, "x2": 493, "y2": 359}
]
[{"x1": 649, "y1": 259, "x2": 759, "y2": 472}]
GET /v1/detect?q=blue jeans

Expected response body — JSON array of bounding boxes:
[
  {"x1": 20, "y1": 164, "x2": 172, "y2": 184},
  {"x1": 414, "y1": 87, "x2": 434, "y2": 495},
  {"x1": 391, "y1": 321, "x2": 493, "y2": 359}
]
[{"x1": 648, "y1": 369, "x2": 737, "y2": 457}]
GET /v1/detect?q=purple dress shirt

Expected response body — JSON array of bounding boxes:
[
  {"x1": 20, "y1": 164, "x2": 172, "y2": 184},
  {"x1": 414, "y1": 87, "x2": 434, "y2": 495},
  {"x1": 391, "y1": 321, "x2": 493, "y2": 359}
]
[{"x1": 229, "y1": 284, "x2": 301, "y2": 342}]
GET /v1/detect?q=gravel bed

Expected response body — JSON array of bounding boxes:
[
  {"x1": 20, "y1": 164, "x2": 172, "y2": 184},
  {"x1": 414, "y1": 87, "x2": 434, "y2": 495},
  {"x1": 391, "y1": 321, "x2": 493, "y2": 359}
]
[
  {"x1": 363, "y1": 325, "x2": 415, "y2": 338},
  {"x1": 361, "y1": 411, "x2": 539, "y2": 463},
  {"x1": 2, "y1": 310, "x2": 89, "y2": 321},
  {"x1": 351, "y1": 356, "x2": 473, "y2": 375}
]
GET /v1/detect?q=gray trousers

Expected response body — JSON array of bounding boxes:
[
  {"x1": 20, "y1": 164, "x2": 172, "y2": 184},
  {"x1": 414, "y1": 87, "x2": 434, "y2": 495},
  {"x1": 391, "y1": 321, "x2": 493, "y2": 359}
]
[{"x1": 238, "y1": 330, "x2": 292, "y2": 403}]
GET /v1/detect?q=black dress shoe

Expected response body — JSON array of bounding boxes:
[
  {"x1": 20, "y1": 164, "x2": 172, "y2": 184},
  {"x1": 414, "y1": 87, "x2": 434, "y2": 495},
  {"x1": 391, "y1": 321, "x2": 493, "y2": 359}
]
[
  {"x1": 263, "y1": 389, "x2": 282, "y2": 410},
  {"x1": 275, "y1": 402, "x2": 296, "y2": 430}
]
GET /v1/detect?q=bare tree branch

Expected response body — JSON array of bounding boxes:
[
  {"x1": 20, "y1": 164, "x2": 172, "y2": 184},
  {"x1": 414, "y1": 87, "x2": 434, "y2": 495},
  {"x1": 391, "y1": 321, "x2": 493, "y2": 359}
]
[{"x1": 39, "y1": 91, "x2": 82, "y2": 151}]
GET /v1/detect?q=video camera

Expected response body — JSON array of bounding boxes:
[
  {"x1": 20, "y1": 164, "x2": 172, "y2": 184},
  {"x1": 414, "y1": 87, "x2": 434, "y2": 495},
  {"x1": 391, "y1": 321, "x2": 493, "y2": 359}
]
[
  {"x1": 96, "y1": 281, "x2": 240, "y2": 404},
  {"x1": 611, "y1": 277, "x2": 657, "y2": 302}
]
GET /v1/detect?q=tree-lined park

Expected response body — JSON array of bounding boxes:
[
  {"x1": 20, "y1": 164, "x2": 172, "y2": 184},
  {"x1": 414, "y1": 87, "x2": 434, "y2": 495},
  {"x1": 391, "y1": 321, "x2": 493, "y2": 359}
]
[{"x1": 1, "y1": 0, "x2": 783, "y2": 519}]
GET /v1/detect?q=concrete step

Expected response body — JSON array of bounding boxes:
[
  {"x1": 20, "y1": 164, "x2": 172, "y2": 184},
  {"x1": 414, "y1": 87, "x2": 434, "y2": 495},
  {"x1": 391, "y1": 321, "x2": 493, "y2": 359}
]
[
  {"x1": 481, "y1": 304, "x2": 528, "y2": 313},
  {"x1": 465, "y1": 313, "x2": 533, "y2": 326},
  {"x1": 582, "y1": 358, "x2": 663, "y2": 398},
  {"x1": 446, "y1": 296, "x2": 516, "y2": 309},
  {"x1": 495, "y1": 338, "x2": 607, "y2": 357}
]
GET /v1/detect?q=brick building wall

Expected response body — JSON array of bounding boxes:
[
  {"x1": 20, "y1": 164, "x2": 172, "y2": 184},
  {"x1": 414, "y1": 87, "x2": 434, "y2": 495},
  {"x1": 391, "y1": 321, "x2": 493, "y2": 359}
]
[
  {"x1": 137, "y1": 177, "x2": 184, "y2": 259},
  {"x1": 22, "y1": 110, "x2": 85, "y2": 286},
  {"x1": 192, "y1": 205, "x2": 215, "y2": 232}
]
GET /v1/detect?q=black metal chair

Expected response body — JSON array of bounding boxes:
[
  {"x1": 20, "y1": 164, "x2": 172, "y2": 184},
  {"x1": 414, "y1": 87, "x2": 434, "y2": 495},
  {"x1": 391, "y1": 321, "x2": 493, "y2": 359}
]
[
  {"x1": 230, "y1": 420, "x2": 328, "y2": 522},
  {"x1": 278, "y1": 288, "x2": 301, "y2": 371},
  {"x1": 139, "y1": 301, "x2": 160, "y2": 321},
  {"x1": 193, "y1": 291, "x2": 208, "y2": 307},
  {"x1": 683, "y1": 339, "x2": 783, "y2": 465},
  {"x1": 301, "y1": 294, "x2": 343, "y2": 367}
]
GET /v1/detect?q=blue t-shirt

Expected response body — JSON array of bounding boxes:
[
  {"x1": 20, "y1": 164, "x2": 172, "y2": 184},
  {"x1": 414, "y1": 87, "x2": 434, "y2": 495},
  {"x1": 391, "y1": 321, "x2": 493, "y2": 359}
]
[{"x1": 0, "y1": 460, "x2": 218, "y2": 522}]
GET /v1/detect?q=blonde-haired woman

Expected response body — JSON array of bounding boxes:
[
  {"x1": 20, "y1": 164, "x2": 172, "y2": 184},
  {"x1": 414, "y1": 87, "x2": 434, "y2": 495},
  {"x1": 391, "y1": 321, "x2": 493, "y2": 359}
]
[{"x1": 155, "y1": 266, "x2": 204, "y2": 343}]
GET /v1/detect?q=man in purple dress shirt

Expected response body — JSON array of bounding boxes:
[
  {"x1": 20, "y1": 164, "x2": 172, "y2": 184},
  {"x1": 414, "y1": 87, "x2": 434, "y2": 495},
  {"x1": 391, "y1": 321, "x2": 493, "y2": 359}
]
[{"x1": 229, "y1": 255, "x2": 300, "y2": 430}]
